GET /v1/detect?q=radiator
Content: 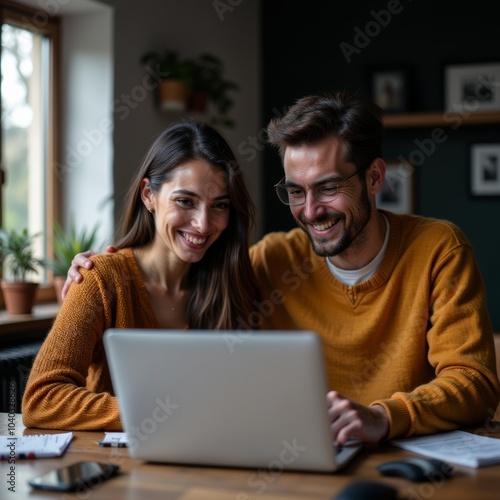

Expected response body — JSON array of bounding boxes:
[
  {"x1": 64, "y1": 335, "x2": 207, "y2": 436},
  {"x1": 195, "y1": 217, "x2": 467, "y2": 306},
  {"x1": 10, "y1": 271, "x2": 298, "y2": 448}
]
[{"x1": 0, "y1": 342, "x2": 42, "y2": 413}]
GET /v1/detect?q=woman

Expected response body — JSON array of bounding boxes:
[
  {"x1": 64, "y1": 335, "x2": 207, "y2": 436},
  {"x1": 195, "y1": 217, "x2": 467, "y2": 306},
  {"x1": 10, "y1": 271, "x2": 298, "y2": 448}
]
[{"x1": 22, "y1": 121, "x2": 259, "y2": 430}]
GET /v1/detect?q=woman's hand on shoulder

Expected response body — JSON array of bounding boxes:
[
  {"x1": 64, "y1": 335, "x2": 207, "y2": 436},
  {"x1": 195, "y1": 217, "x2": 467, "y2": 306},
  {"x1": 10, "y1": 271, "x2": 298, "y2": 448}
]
[{"x1": 61, "y1": 246, "x2": 118, "y2": 300}]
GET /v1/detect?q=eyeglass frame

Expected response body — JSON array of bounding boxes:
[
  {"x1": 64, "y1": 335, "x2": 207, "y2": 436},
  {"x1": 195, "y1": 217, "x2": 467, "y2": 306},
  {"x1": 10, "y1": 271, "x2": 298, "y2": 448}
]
[{"x1": 273, "y1": 166, "x2": 368, "y2": 206}]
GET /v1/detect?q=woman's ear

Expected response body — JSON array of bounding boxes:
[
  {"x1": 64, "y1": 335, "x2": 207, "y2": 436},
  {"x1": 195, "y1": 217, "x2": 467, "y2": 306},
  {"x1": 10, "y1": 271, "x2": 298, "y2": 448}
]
[
  {"x1": 140, "y1": 178, "x2": 154, "y2": 210},
  {"x1": 366, "y1": 158, "x2": 386, "y2": 195}
]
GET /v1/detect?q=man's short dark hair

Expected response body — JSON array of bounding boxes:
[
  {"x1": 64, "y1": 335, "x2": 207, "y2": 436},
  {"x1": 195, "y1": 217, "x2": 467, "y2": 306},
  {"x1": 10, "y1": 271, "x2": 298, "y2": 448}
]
[{"x1": 267, "y1": 90, "x2": 384, "y2": 170}]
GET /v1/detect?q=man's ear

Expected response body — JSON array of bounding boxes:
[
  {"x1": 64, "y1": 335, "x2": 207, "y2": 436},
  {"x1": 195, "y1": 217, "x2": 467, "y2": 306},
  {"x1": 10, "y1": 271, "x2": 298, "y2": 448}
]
[{"x1": 366, "y1": 158, "x2": 386, "y2": 195}]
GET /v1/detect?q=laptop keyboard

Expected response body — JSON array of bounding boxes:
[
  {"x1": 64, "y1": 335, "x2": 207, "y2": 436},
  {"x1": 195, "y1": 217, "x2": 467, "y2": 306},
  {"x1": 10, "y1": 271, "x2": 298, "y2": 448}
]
[{"x1": 334, "y1": 439, "x2": 363, "y2": 468}]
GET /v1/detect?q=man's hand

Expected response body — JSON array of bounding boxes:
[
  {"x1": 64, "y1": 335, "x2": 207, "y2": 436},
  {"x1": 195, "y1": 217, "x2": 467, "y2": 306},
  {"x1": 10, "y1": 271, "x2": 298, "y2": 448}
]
[
  {"x1": 326, "y1": 391, "x2": 389, "y2": 445},
  {"x1": 61, "y1": 246, "x2": 118, "y2": 300}
]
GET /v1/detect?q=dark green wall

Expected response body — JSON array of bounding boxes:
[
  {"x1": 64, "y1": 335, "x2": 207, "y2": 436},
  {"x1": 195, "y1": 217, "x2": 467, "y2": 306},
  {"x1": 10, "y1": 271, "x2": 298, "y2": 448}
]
[{"x1": 261, "y1": 0, "x2": 500, "y2": 329}]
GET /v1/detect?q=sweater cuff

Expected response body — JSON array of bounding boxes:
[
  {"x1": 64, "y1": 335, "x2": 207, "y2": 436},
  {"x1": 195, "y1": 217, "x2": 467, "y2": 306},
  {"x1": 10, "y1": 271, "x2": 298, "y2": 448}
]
[{"x1": 370, "y1": 398, "x2": 412, "y2": 440}]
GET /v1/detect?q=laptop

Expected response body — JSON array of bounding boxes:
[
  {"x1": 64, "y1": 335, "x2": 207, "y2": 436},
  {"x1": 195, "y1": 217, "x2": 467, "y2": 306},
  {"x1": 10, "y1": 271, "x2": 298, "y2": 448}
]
[{"x1": 103, "y1": 329, "x2": 363, "y2": 472}]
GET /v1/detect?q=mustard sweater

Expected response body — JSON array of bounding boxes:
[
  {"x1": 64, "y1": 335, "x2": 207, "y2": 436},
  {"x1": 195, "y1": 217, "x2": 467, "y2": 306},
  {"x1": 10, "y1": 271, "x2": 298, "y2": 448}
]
[
  {"x1": 22, "y1": 248, "x2": 160, "y2": 430},
  {"x1": 249, "y1": 211, "x2": 500, "y2": 439}
]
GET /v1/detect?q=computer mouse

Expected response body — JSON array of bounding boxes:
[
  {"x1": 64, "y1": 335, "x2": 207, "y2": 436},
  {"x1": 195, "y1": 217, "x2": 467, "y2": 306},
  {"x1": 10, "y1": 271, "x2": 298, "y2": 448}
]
[
  {"x1": 334, "y1": 479, "x2": 398, "y2": 500},
  {"x1": 377, "y1": 457, "x2": 454, "y2": 482}
]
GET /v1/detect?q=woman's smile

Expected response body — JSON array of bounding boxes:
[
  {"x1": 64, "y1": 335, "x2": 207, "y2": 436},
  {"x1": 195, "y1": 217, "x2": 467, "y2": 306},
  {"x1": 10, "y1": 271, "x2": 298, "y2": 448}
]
[{"x1": 179, "y1": 230, "x2": 209, "y2": 248}]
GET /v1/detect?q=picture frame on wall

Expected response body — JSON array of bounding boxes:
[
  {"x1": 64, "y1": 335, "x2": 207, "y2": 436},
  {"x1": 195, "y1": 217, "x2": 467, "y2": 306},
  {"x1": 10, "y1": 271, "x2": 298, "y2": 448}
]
[
  {"x1": 470, "y1": 143, "x2": 500, "y2": 196},
  {"x1": 376, "y1": 159, "x2": 415, "y2": 213},
  {"x1": 369, "y1": 67, "x2": 409, "y2": 113},
  {"x1": 444, "y1": 62, "x2": 500, "y2": 112}
]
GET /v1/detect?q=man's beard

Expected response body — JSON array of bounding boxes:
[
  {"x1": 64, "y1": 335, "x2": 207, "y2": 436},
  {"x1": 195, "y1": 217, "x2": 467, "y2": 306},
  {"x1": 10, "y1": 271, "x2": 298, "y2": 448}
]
[{"x1": 297, "y1": 182, "x2": 372, "y2": 258}]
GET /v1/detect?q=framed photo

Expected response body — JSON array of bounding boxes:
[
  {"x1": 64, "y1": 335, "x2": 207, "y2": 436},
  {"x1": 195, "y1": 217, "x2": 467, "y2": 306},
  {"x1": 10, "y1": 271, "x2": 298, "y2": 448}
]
[
  {"x1": 376, "y1": 159, "x2": 415, "y2": 213},
  {"x1": 369, "y1": 67, "x2": 409, "y2": 113},
  {"x1": 470, "y1": 144, "x2": 500, "y2": 196},
  {"x1": 444, "y1": 62, "x2": 500, "y2": 112}
]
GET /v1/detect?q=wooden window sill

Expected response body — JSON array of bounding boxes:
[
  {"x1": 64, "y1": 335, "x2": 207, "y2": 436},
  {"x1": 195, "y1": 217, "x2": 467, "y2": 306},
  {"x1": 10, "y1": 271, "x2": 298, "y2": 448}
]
[{"x1": 0, "y1": 302, "x2": 60, "y2": 346}]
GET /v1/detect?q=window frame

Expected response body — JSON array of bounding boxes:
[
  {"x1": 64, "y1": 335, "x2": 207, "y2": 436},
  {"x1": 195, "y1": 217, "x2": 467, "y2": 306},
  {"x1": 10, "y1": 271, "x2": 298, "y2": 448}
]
[{"x1": 0, "y1": 0, "x2": 60, "y2": 305}]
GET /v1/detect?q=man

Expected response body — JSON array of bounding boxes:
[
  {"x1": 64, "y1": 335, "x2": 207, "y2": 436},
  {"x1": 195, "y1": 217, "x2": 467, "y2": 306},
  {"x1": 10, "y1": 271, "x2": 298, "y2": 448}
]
[
  {"x1": 250, "y1": 90, "x2": 499, "y2": 444},
  {"x1": 64, "y1": 90, "x2": 500, "y2": 445}
]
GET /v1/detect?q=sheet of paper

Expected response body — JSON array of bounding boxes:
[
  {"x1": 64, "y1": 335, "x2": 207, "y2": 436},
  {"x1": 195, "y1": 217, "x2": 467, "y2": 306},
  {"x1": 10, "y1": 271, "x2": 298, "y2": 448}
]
[
  {"x1": 391, "y1": 430, "x2": 500, "y2": 468},
  {"x1": 98, "y1": 432, "x2": 128, "y2": 447},
  {"x1": 0, "y1": 432, "x2": 73, "y2": 459}
]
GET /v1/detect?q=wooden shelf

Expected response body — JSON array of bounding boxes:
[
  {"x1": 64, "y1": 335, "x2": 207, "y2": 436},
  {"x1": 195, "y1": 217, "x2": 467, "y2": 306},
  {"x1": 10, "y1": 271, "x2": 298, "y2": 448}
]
[{"x1": 383, "y1": 111, "x2": 500, "y2": 128}]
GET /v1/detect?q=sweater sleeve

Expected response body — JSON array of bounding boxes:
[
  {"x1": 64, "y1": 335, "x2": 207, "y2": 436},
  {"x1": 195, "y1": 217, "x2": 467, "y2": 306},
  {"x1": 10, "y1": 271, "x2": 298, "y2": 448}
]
[
  {"x1": 372, "y1": 241, "x2": 500, "y2": 439},
  {"x1": 22, "y1": 261, "x2": 122, "y2": 431}
]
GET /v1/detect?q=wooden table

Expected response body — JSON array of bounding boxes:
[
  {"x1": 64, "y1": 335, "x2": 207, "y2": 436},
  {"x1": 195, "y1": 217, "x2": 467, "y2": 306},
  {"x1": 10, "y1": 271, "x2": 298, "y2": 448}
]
[{"x1": 2, "y1": 414, "x2": 500, "y2": 499}]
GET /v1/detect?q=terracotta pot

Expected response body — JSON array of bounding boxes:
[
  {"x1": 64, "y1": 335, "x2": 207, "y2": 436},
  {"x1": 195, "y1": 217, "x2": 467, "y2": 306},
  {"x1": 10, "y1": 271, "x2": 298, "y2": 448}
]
[
  {"x1": 1, "y1": 281, "x2": 39, "y2": 315},
  {"x1": 158, "y1": 80, "x2": 188, "y2": 112}
]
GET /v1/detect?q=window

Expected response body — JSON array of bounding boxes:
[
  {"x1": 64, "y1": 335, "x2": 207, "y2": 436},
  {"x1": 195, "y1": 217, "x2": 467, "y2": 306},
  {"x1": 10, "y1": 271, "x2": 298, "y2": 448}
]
[{"x1": 1, "y1": 1, "x2": 59, "y2": 287}]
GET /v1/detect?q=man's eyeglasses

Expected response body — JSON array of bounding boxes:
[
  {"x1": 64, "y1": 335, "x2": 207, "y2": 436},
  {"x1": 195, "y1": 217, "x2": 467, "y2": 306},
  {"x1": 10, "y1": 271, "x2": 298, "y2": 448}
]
[{"x1": 274, "y1": 168, "x2": 366, "y2": 206}]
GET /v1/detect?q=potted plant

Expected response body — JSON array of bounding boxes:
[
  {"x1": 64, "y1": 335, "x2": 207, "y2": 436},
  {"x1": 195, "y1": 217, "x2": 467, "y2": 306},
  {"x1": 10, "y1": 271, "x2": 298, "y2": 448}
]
[
  {"x1": 0, "y1": 228, "x2": 43, "y2": 315},
  {"x1": 187, "y1": 52, "x2": 239, "y2": 128},
  {"x1": 46, "y1": 220, "x2": 100, "y2": 304},
  {"x1": 140, "y1": 49, "x2": 193, "y2": 112},
  {"x1": 140, "y1": 49, "x2": 239, "y2": 127}
]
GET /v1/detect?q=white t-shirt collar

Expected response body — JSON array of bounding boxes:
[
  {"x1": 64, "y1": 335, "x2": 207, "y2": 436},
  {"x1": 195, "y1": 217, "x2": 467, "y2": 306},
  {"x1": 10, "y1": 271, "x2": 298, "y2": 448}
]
[{"x1": 326, "y1": 214, "x2": 390, "y2": 286}]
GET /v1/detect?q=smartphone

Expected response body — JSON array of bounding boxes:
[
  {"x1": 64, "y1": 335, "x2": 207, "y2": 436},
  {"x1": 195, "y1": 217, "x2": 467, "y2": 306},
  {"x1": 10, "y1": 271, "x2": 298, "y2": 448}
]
[{"x1": 28, "y1": 461, "x2": 120, "y2": 492}]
